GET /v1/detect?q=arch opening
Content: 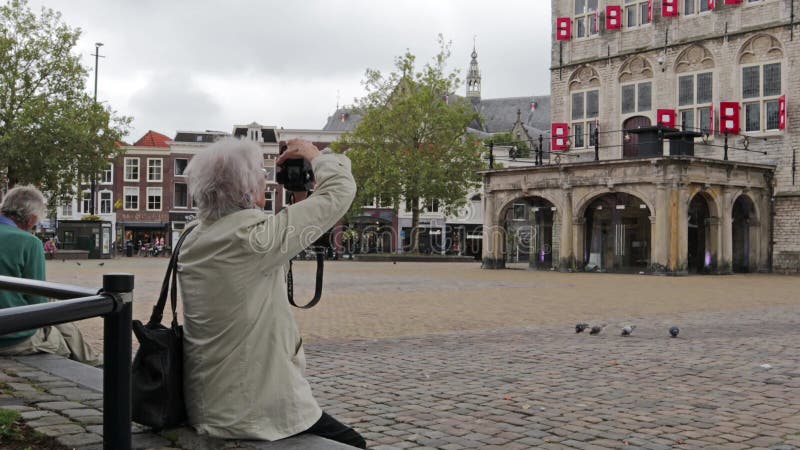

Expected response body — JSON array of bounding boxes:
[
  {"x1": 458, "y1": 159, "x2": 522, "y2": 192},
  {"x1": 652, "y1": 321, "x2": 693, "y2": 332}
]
[
  {"x1": 583, "y1": 192, "x2": 651, "y2": 272},
  {"x1": 732, "y1": 195, "x2": 758, "y2": 273},
  {"x1": 688, "y1": 193, "x2": 717, "y2": 273},
  {"x1": 502, "y1": 196, "x2": 557, "y2": 269}
]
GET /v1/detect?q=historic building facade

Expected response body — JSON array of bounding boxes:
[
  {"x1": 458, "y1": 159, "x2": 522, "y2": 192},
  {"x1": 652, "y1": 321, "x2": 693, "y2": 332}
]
[{"x1": 481, "y1": 0, "x2": 799, "y2": 273}]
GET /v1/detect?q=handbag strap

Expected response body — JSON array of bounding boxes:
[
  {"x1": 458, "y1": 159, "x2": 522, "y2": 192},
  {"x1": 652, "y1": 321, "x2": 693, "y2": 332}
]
[{"x1": 148, "y1": 224, "x2": 197, "y2": 325}]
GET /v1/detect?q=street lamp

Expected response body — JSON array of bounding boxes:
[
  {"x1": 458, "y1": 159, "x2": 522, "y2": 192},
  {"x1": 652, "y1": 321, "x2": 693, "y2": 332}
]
[{"x1": 90, "y1": 42, "x2": 104, "y2": 215}]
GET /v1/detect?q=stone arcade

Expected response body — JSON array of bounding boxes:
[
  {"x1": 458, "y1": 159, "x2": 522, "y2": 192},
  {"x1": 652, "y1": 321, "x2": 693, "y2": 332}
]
[{"x1": 480, "y1": 156, "x2": 773, "y2": 275}]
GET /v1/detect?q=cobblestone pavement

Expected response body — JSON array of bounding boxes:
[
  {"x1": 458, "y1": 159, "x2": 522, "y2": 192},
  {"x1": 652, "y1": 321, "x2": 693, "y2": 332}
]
[
  {"x1": 1, "y1": 259, "x2": 797, "y2": 449},
  {"x1": 307, "y1": 306, "x2": 800, "y2": 450}
]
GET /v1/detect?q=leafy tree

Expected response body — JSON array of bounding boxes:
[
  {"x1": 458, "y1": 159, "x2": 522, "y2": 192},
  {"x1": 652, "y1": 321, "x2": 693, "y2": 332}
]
[
  {"x1": 335, "y1": 36, "x2": 485, "y2": 253},
  {"x1": 0, "y1": 0, "x2": 130, "y2": 203}
]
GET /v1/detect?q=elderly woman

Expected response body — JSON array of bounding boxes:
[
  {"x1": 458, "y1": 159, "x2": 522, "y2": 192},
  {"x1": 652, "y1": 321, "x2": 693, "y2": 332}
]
[
  {"x1": 179, "y1": 138, "x2": 364, "y2": 447},
  {"x1": 0, "y1": 185, "x2": 100, "y2": 365}
]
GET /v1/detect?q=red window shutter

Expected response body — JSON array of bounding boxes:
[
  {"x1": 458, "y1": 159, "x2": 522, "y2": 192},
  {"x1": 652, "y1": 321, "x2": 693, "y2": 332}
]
[
  {"x1": 708, "y1": 104, "x2": 715, "y2": 135},
  {"x1": 552, "y1": 123, "x2": 569, "y2": 151},
  {"x1": 779, "y1": 95, "x2": 787, "y2": 130},
  {"x1": 723, "y1": 0, "x2": 742, "y2": 4},
  {"x1": 606, "y1": 5, "x2": 622, "y2": 29},
  {"x1": 647, "y1": 0, "x2": 653, "y2": 22},
  {"x1": 720, "y1": 102, "x2": 740, "y2": 134},
  {"x1": 556, "y1": 17, "x2": 571, "y2": 41},
  {"x1": 708, "y1": 0, "x2": 715, "y2": 9},
  {"x1": 657, "y1": 109, "x2": 676, "y2": 128},
  {"x1": 662, "y1": 0, "x2": 678, "y2": 16}
]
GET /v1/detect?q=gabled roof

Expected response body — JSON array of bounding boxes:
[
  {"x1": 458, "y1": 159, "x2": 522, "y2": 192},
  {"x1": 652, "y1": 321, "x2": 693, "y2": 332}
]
[
  {"x1": 474, "y1": 96, "x2": 551, "y2": 134},
  {"x1": 322, "y1": 108, "x2": 363, "y2": 132},
  {"x1": 133, "y1": 131, "x2": 171, "y2": 148}
]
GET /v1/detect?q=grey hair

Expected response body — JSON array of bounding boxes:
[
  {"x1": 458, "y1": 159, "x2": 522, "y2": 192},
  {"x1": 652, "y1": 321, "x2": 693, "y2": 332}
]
[
  {"x1": 1, "y1": 185, "x2": 46, "y2": 225},
  {"x1": 185, "y1": 138, "x2": 265, "y2": 222}
]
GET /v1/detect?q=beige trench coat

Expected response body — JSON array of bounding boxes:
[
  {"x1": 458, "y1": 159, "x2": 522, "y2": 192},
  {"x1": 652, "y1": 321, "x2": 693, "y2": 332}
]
[{"x1": 178, "y1": 153, "x2": 356, "y2": 440}]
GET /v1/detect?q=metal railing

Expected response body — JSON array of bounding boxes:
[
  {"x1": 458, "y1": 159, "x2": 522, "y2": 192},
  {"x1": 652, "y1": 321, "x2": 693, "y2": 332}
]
[{"x1": 0, "y1": 273, "x2": 134, "y2": 450}]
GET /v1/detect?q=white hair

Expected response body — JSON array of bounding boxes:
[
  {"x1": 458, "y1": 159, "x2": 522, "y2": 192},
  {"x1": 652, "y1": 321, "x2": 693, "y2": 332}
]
[
  {"x1": 1, "y1": 185, "x2": 46, "y2": 225},
  {"x1": 186, "y1": 138, "x2": 265, "y2": 222}
]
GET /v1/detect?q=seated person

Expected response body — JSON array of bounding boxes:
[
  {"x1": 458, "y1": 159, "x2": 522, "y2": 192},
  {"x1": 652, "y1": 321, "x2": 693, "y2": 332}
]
[
  {"x1": 179, "y1": 138, "x2": 365, "y2": 448},
  {"x1": 0, "y1": 185, "x2": 101, "y2": 366}
]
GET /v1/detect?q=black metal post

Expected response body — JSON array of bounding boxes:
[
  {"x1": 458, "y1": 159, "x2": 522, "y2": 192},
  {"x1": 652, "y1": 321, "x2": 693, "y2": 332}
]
[
  {"x1": 90, "y1": 42, "x2": 104, "y2": 216},
  {"x1": 102, "y1": 273, "x2": 133, "y2": 450},
  {"x1": 538, "y1": 134, "x2": 544, "y2": 166},
  {"x1": 594, "y1": 126, "x2": 600, "y2": 161},
  {"x1": 723, "y1": 132, "x2": 729, "y2": 161},
  {"x1": 488, "y1": 140, "x2": 494, "y2": 169}
]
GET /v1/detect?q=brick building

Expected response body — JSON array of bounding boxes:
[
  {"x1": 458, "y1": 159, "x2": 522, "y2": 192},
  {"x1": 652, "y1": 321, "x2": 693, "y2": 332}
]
[{"x1": 480, "y1": 0, "x2": 800, "y2": 273}]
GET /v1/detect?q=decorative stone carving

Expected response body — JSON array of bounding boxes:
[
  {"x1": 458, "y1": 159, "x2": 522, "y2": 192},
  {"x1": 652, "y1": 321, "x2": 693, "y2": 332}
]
[
  {"x1": 675, "y1": 45, "x2": 715, "y2": 73},
  {"x1": 619, "y1": 56, "x2": 653, "y2": 83},
  {"x1": 739, "y1": 34, "x2": 783, "y2": 64}
]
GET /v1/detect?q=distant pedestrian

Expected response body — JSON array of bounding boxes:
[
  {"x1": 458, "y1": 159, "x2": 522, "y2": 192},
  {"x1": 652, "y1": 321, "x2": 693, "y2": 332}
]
[
  {"x1": 0, "y1": 185, "x2": 101, "y2": 366},
  {"x1": 44, "y1": 238, "x2": 57, "y2": 260}
]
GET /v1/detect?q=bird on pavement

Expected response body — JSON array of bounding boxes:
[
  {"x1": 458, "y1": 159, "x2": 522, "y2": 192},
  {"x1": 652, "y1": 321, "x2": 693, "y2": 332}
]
[
  {"x1": 669, "y1": 326, "x2": 680, "y2": 338},
  {"x1": 75, "y1": 261, "x2": 81, "y2": 266},
  {"x1": 575, "y1": 323, "x2": 590, "y2": 333},
  {"x1": 98, "y1": 262, "x2": 105, "y2": 266},
  {"x1": 589, "y1": 324, "x2": 607, "y2": 335},
  {"x1": 621, "y1": 325, "x2": 636, "y2": 336}
]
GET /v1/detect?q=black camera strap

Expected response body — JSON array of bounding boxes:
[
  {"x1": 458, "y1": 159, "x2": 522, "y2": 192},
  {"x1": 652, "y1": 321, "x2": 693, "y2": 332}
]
[{"x1": 286, "y1": 252, "x2": 324, "y2": 309}]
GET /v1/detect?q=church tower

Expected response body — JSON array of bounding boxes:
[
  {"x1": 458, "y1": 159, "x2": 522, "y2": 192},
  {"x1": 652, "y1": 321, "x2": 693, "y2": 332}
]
[{"x1": 466, "y1": 42, "x2": 481, "y2": 103}]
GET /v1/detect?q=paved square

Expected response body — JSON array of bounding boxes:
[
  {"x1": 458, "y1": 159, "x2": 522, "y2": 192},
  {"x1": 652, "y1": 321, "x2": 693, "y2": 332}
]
[{"x1": 44, "y1": 259, "x2": 800, "y2": 449}]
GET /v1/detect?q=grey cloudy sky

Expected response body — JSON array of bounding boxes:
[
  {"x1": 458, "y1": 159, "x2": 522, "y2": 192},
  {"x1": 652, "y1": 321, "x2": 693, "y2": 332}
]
[{"x1": 29, "y1": 0, "x2": 552, "y2": 142}]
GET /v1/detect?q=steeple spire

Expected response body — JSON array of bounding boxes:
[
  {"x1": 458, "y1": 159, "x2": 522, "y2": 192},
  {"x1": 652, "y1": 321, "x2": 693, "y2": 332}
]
[{"x1": 466, "y1": 36, "x2": 481, "y2": 102}]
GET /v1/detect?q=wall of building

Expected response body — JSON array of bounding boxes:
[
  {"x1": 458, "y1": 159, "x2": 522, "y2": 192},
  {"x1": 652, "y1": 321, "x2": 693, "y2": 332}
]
[{"x1": 551, "y1": 0, "x2": 800, "y2": 271}]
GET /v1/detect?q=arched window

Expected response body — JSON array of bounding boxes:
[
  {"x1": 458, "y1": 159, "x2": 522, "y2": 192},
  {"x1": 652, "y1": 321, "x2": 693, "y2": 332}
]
[
  {"x1": 739, "y1": 35, "x2": 783, "y2": 133},
  {"x1": 569, "y1": 66, "x2": 600, "y2": 149},
  {"x1": 675, "y1": 45, "x2": 715, "y2": 133},
  {"x1": 619, "y1": 56, "x2": 653, "y2": 117}
]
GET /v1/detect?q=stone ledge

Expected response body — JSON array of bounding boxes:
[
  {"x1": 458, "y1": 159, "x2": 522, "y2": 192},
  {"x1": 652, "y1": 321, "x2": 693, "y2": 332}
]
[{"x1": 7, "y1": 354, "x2": 357, "y2": 449}]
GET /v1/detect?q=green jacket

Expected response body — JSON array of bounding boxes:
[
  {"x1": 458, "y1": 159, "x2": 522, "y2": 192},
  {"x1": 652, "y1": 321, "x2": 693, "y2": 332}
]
[{"x1": 0, "y1": 221, "x2": 47, "y2": 347}]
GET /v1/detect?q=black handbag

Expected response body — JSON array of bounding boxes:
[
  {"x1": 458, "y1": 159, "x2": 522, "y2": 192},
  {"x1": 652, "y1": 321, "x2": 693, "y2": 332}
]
[{"x1": 131, "y1": 225, "x2": 195, "y2": 430}]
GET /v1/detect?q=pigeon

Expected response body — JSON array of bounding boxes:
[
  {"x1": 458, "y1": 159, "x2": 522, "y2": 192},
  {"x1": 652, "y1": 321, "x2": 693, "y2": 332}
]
[
  {"x1": 575, "y1": 323, "x2": 590, "y2": 333},
  {"x1": 589, "y1": 324, "x2": 607, "y2": 335},
  {"x1": 98, "y1": 262, "x2": 105, "y2": 266},
  {"x1": 669, "y1": 326, "x2": 680, "y2": 338},
  {"x1": 621, "y1": 325, "x2": 636, "y2": 336},
  {"x1": 75, "y1": 261, "x2": 81, "y2": 266}
]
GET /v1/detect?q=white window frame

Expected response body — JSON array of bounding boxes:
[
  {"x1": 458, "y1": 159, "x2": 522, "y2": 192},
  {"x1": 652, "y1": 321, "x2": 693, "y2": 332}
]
[
  {"x1": 682, "y1": 0, "x2": 711, "y2": 15},
  {"x1": 124, "y1": 157, "x2": 139, "y2": 182},
  {"x1": 741, "y1": 61, "x2": 782, "y2": 134},
  {"x1": 624, "y1": 0, "x2": 651, "y2": 29},
  {"x1": 146, "y1": 187, "x2": 163, "y2": 211},
  {"x1": 99, "y1": 190, "x2": 113, "y2": 215},
  {"x1": 264, "y1": 190, "x2": 274, "y2": 213},
  {"x1": 574, "y1": 0, "x2": 599, "y2": 39},
  {"x1": 677, "y1": 71, "x2": 713, "y2": 133},
  {"x1": 263, "y1": 159, "x2": 276, "y2": 183},
  {"x1": 620, "y1": 81, "x2": 652, "y2": 115},
  {"x1": 174, "y1": 183, "x2": 188, "y2": 209},
  {"x1": 174, "y1": 158, "x2": 189, "y2": 177},
  {"x1": 124, "y1": 187, "x2": 139, "y2": 211},
  {"x1": 570, "y1": 89, "x2": 599, "y2": 149},
  {"x1": 80, "y1": 189, "x2": 91, "y2": 213},
  {"x1": 147, "y1": 158, "x2": 163, "y2": 182},
  {"x1": 101, "y1": 163, "x2": 113, "y2": 185}
]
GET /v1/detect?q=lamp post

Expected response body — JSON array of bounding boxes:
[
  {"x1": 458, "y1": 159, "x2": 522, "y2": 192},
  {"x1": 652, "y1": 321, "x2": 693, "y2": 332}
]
[{"x1": 90, "y1": 42, "x2": 104, "y2": 216}]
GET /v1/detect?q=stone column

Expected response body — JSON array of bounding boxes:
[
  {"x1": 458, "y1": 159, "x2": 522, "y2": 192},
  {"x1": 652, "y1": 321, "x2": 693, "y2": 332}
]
[
  {"x1": 481, "y1": 192, "x2": 505, "y2": 269},
  {"x1": 719, "y1": 189, "x2": 733, "y2": 274},
  {"x1": 559, "y1": 191, "x2": 574, "y2": 271},
  {"x1": 676, "y1": 185, "x2": 689, "y2": 274},
  {"x1": 573, "y1": 217, "x2": 586, "y2": 271},
  {"x1": 652, "y1": 183, "x2": 669, "y2": 273}
]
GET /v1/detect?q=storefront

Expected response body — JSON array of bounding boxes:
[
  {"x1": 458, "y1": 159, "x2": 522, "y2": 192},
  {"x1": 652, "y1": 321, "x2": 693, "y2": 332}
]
[
  {"x1": 56, "y1": 220, "x2": 113, "y2": 259},
  {"x1": 169, "y1": 212, "x2": 198, "y2": 246},
  {"x1": 120, "y1": 222, "x2": 169, "y2": 255}
]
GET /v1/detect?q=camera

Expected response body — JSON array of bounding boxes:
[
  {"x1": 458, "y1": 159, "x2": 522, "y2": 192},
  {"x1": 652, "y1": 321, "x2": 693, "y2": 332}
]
[{"x1": 276, "y1": 144, "x2": 315, "y2": 192}]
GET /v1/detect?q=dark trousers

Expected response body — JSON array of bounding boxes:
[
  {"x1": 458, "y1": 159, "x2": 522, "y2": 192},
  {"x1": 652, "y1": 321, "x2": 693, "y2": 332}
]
[{"x1": 302, "y1": 411, "x2": 366, "y2": 449}]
